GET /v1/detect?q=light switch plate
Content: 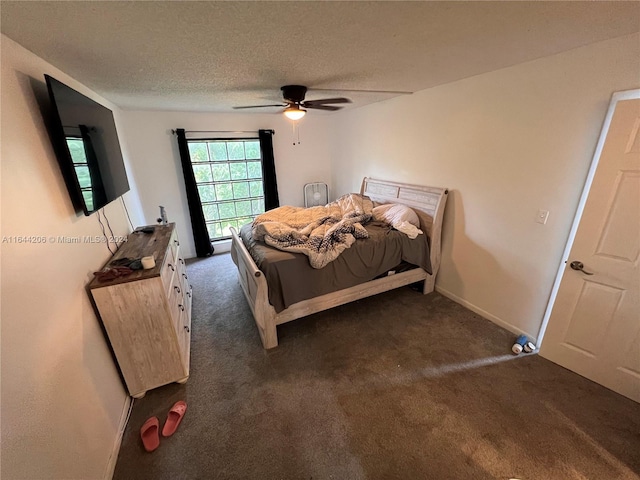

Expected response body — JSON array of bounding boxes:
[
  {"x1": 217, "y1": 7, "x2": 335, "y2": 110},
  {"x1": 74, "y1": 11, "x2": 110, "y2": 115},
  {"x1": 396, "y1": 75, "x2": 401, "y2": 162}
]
[{"x1": 536, "y1": 209, "x2": 550, "y2": 225}]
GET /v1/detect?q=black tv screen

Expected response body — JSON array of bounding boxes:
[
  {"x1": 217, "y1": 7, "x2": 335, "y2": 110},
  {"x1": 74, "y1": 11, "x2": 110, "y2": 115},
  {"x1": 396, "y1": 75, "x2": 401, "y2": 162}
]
[{"x1": 45, "y1": 74, "x2": 129, "y2": 215}]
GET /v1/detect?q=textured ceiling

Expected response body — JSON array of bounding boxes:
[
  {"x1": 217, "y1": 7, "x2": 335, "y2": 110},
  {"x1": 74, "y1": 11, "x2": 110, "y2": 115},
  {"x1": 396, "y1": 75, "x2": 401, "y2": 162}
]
[{"x1": 2, "y1": 1, "x2": 639, "y2": 113}]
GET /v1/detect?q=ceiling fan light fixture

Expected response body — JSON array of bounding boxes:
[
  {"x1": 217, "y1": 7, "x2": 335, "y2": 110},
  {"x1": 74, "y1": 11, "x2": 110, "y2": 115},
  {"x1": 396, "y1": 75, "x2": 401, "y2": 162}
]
[{"x1": 284, "y1": 106, "x2": 306, "y2": 120}]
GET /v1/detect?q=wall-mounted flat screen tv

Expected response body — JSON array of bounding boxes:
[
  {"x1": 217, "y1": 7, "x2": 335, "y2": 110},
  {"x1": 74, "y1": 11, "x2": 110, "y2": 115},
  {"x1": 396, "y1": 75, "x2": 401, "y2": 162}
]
[{"x1": 45, "y1": 74, "x2": 129, "y2": 216}]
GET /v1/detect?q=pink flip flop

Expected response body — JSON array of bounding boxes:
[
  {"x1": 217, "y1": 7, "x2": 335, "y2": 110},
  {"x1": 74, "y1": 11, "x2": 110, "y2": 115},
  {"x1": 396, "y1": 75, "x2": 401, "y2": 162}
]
[
  {"x1": 140, "y1": 417, "x2": 160, "y2": 452},
  {"x1": 162, "y1": 401, "x2": 187, "y2": 437}
]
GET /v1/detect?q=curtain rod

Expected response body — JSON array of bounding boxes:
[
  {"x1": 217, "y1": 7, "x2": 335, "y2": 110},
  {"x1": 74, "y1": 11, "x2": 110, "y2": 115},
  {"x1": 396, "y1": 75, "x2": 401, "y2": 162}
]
[{"x1": 171, "y1": 129, "x2": 274, "y2": 135}]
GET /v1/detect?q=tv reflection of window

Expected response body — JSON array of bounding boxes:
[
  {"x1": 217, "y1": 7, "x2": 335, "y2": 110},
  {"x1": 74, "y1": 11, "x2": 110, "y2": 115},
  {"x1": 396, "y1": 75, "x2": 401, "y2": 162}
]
[{"x1": 64, "y1": 125, "x2": 106, "y2": 212}]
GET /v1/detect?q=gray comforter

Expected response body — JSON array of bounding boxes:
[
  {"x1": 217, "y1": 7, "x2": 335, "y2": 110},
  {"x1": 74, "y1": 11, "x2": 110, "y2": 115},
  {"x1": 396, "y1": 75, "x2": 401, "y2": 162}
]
[{"x1": 241, "y1": 221, "x2": 432, "y2": 313}]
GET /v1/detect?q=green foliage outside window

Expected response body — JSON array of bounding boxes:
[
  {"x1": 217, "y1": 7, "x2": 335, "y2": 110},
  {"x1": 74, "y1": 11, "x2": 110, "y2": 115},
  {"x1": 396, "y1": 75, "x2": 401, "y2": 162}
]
[
  {"x1": 227, "y1": 142, "x2": 245, "y2": 160},
  {"x1": 188, "y1": 143, "x2": 208, "y2": 162},
  {"x1": 244, "y1": 141, "x2": 260, "y2": 159},
  {"x1": 189, "y1": 139, "x2": 265, "y2": 241},
  {"x1": 209, "y1": 142, "x2": 228, "y2": 161},
  {"x1": 247, "y1": 161, "x2": 262, "y2": 178},
  {"x1": 193, "y1": 165, "x2": 212, "y2": 182},
  {"x1": 215, "y1": 183, "x2": 234, "y2": 201}
]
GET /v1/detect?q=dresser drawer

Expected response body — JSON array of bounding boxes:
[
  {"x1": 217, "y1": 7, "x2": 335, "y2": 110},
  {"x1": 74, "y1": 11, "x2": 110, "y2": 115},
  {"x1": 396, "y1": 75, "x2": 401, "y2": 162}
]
[
  {"x1": 176, "y1": 257, "x2": 191, "y2": 294},
  {"x1": 161, "y1": 252, "x2": 177, "y2": 295},
  {"x1": 167, "y1": 282, "x2": 183, "y2": 323},
  {"x1": 169, "y1": 229, "x2": 180, "y2": 264},
  {"x1": 176, "y1": 308, "x2": 189, "y2": 359},
  {"x1": 181, "y1": 284, "x2": 192, "y2": 323},
  {"x1": 178, "y1": 305, "x2": 191, "y2": 368}
]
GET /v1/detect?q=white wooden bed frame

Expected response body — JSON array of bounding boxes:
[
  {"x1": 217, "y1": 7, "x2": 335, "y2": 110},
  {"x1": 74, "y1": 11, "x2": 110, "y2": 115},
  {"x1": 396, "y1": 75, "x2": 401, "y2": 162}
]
[{"x1": 230, "y1": 177, "x2": 449, "y2": 349}]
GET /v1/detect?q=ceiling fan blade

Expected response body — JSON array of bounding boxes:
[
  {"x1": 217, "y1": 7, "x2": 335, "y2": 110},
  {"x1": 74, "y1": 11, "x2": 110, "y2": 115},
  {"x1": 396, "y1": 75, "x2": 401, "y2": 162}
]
[
  {"x1": 302, "y1": 98, "x2": 352, "y2": 106},
  {"x1": 304, "y1": 104, "x2": 342, "y2": 111},
  {"x1": 311, "y1": 88, "x2": 412, "y2": 95},
  {"x1": 233, "y1": 104, "x2": 286, "y2": 109}
]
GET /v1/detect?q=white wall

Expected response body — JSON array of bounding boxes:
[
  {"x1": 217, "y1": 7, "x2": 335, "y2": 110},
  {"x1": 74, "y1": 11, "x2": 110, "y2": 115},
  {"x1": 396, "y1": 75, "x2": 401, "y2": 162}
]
[
  {"x1": 1, "y1": 35, "x2": 145, "y2": 479},
  {"x1": 118, "y1": 110, "x2": 333, "y2": 258},
  {"x1": 330, "y1": 33, "x2": 640, "y2": 340}
]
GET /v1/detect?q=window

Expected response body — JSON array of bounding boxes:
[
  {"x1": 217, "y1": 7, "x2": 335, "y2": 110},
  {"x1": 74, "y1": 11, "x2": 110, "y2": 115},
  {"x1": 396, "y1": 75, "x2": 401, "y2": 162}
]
[{"x1": 187, "y1": 139, "x2": 265, "y2": 241}]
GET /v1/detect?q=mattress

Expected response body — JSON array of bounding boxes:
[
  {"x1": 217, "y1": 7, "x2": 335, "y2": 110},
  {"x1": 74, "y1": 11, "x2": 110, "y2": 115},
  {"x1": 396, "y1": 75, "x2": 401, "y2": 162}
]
[{"x1": 240, "y1": 221, "x2": 432, "y2": 313}]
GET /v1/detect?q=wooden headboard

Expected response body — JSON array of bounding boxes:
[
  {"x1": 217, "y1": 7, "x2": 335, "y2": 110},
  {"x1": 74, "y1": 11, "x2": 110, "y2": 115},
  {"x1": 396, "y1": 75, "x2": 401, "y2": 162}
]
[
  {"x1": 360, "y1": 177, "x2": 449, "y2": 281},
  {"x1": 361, "y1": 177, "x2": 448, "y2": 237}
]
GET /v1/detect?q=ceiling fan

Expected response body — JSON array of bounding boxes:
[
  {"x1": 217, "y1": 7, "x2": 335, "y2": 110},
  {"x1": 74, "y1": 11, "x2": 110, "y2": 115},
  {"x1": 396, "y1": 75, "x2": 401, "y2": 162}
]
[{"x1": 233, "y1": 85, "x2": 352, "y2": 120}]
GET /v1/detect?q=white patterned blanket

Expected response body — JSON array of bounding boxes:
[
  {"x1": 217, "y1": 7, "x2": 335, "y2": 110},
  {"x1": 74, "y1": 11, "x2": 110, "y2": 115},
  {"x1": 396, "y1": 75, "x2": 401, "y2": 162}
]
[{"x1": 251, "y1": 194, "x2": 374, "y2": 268}]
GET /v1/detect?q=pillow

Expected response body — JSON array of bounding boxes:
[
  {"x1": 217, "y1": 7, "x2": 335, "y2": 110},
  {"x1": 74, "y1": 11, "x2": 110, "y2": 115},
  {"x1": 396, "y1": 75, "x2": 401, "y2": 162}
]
[{"x1": 372, "y1": 203, "x2": 420, "y2": 228}]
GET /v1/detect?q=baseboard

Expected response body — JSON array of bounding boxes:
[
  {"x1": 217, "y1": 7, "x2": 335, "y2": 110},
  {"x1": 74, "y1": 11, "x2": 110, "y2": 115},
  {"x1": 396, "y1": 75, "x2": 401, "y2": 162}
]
[
  {"x1": 435, "y1": 285, "x2": 537, "y2": 343},
  {"x1": 104, "y1": 395, "x2": 132, "y2": 480}
]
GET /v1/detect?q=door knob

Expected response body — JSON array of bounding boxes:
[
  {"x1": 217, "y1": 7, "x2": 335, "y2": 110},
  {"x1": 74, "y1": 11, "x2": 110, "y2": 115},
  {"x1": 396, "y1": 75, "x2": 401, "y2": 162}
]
[{"x1": 570, "y1": 261, "x2": 594, "y2": 275}]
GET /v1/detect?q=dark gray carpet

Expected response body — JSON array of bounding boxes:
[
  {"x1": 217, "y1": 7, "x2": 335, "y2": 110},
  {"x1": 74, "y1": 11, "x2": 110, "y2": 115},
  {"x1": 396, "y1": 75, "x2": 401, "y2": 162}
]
[{"x1": 113, "y1": 253, "x2": 640, "y2": 480}]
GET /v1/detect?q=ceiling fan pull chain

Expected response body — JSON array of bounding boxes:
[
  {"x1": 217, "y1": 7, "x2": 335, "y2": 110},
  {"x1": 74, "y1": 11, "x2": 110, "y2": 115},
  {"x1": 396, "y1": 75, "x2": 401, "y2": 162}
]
[{"x1": 291, "y1": 122, "x2": 301, "y2": 146}]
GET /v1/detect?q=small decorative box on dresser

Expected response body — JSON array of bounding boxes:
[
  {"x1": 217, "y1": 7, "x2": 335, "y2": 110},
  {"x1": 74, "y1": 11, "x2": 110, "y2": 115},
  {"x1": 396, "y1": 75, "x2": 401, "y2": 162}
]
[{"x1": 89, "y1": 223, "x2": 192, "y2": 398}]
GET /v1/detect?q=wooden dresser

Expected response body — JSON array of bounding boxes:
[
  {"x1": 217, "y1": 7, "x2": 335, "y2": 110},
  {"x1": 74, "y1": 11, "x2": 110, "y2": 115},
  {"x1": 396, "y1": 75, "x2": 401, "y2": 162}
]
[{"x1": 89, "y1": 223, "x2": 192, "y2": 398}]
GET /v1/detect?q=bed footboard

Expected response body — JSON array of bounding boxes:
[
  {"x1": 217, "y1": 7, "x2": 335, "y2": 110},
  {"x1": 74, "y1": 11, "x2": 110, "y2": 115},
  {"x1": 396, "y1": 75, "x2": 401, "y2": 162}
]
[
  {"x1": 230, "y1": 227, "x2": 278, "y2": 348},
  {"x1": 231, "y1": 224, "x2": 432, "y2": 350}
]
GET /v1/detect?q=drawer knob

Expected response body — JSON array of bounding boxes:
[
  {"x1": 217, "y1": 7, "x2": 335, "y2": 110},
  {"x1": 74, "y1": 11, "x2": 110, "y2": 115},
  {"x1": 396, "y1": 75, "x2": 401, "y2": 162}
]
[
  {"x1": 179, "y1": 304, "x2": 185, "y2": 312},
  {"x1": 184, "y1": 325, "x2": 190, "y2": 333},
  {"x1": 174, "y1": 239, "x2": 180, "y2": 246},
  {"x1": 174, "y1": 285, "x2": 181, "y2": 294},
  {"x1": 168, "y1": 263, "x2": 175, "y2": 272}
]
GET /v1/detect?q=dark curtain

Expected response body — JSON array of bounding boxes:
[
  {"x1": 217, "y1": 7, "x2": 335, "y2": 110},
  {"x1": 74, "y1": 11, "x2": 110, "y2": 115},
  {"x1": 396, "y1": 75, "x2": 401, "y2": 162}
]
[
  {"x1": 258, "y1": 129, "x2": 279, "y2": 210},
  {"x1": 176, "y1": 128, "x2": 214, "y2": 257}
]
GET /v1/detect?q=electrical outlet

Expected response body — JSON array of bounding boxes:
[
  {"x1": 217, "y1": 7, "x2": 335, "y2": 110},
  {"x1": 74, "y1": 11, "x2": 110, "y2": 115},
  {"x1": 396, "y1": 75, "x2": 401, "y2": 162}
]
[{"x1": 536, "y1": 209, "x2": 550, "y2": 225}]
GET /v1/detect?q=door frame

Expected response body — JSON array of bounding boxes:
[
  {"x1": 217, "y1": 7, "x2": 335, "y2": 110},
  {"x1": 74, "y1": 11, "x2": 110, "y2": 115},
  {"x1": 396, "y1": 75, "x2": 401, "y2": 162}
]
[{"x1": 537, "y1": 89, "x2": 640, "y2": 346}]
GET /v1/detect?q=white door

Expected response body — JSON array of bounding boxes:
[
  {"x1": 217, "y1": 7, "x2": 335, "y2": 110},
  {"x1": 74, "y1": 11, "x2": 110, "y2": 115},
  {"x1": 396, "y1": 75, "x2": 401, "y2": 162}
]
[{"x1": 539, "y1": 91, "x2": 640, "y2": 403}]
